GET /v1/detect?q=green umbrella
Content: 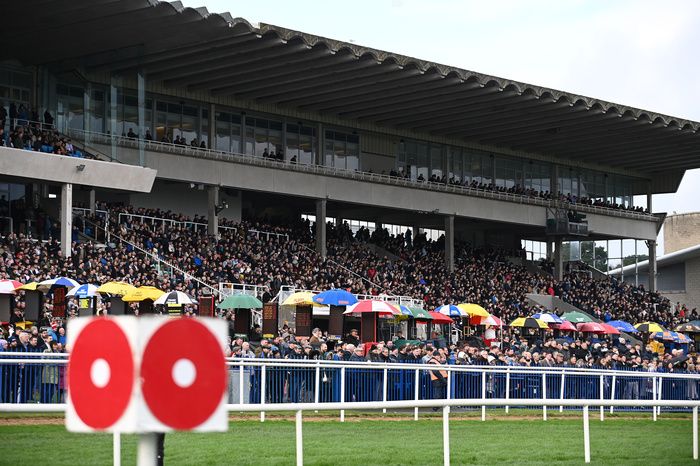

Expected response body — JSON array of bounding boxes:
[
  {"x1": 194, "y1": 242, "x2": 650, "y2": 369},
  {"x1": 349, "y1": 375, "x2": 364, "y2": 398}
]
[
  {"x1": 217, "y1": 294, "x2": 263, "y2": 309},
  {"x1": 409, "y1": 307, "x2": 433, "y2": 320},
  {"x1": 561, "y1": 311, "x2": 593, "y2": 323}
]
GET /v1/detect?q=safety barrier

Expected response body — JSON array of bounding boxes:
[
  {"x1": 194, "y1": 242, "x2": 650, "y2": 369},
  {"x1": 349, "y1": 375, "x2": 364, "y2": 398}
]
[{"x1": 1, "y1": 354, "x2": 699, "y2": 465}]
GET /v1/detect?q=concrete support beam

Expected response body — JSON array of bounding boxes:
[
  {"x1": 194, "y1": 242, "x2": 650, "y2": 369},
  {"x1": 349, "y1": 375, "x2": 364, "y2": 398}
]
[
  {"x1": 316, "y1": 199, "x2": 327, "y2": 258},
  {"x1": 208, "y1": 103, "x2": 216, "y2": 150},
  {"x1": 89, "y1": 189, "x2": 96, "y2": 214},
  {"x1": 137, "y1": 71, "x2": 146, "y2": 166},
  {"x1": 444, "y1": 215, "x2": 454, "y2": 272},
  {"x1": 110, "y1": 75, "x2": 118, "y2": 162},
  {"x1": 554, "y1": 237, "x2": 563, "y2": 281},
  {"x1": 61, "y1": 183, "x2": 72, "y2": 258},
  {"x1": 546, "y1": 240, "x2": 553, "y2": 261},
  {"x1": 208, "y1": 186, "x2": 219, "y2": 238},
  {"x1": 648, "y1": 239, "x2": 657, "y2": 292},
  {"x1": 316, "y1": 123, "x2": 324, "y2": 165}
]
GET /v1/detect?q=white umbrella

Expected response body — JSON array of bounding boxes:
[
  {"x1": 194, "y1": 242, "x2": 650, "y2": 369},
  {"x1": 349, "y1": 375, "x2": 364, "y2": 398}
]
[
  {"x1": 154, "y1": 291, "x2": 195, "y2": 306},
  {"x1": 66, "y1": 284, "x2": 99, "y2": 298}
]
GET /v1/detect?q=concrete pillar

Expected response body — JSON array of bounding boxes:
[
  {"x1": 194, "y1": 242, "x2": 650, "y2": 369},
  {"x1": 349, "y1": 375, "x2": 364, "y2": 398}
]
[
  {"x1": 554, "y1": 237, "x2": 563, "y2": 281},
  {"x1": 109, "y1": 75, "x2": 118, "y2": 161},
  {"x1": 61, "y1": 183, "x2": 72, "y2": 258},
  {"x1": 208, "y1": 186, "x2": 219, "y2": 238},
  {"x1": 444, "y1": 215, "x2": 454, "y2": 272},
  {"x1": 315, "y1": 199, "x2": 327, "y2": 258},
  {"x1": 89, "y1": 189, "x2": 96, "y2": 214},
  {"x1": 646, "y1": 186, "x2": 653, "y2": 213},
  {"x1": 546, "y1": 240, "x2": 553, "y2": 261},
  {"x1": 551, "y1": 165, "x2": 559, "y2": 197},
  {"x1": 83, "y1": 82, "x2": 91, "y2": 141},
  {"x1": 412, "y1": 225, "x2": 420, "y2": 238},
  {"x1": 137, "y1": 70, "x2": 146, "y2": 166},
  {"x1": 208, "y1": 103, "x2": 215, "y2": 150},
  {"x1": 648, "y1": 240, "x2": 657, "y2": 292},
  {"x1": 374, "y1": 221, "x2": 383, "y2": 233}
]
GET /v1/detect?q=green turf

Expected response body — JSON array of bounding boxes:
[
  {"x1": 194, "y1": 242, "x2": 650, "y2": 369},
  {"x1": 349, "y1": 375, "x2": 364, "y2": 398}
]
[{"x1": 0, "y1": 417, "x2": 694, "y2": 465}]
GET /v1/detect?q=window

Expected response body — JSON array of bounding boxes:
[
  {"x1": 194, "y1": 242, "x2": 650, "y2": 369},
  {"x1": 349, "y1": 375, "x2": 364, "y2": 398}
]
[{"x1": 324, "y1": 130, "x2": 360, "y2": 170}]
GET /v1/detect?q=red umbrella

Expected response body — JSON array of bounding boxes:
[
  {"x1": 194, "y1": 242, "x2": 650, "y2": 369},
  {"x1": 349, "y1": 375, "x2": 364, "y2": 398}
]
[
  {"x1": 469, "y1": 314, "x2": 504, "y2": 327},
  {"x1": 0, "y1": 279, "x2": 23, "y2": 294},
  {"x1": 550, "y1": 320, "x2": 577, "y2": 332},
  {"x1": 429, "y1": 311, "x2": 453, "y2": 324},
  {"x1": 343, "y1": 300, "x2": 400, "y2": 315},
  {"x1": 576, "y1": 322, "x2": 606, "y2": 333},
  {"x1": 600, "y1": 323, "x2": 621, "y2": 335}
]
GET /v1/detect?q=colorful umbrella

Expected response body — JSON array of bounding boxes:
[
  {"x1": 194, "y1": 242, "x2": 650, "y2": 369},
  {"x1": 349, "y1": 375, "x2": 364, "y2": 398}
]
[
  {"x1": 510, "y1": 317, "x2": 548, "y2": 329},
  {"x1": 97, "y1": 281, "x2": 136, "y2": 296},
  {"x1": 457, "y1": 303, "x2": 489, "y2": 317},
  {"x1": 343, "y1": 300, "x2": 400, "y2": 315},
  {"x1": 675, "y1": 323, "x2": 700, "y2": 333},
  {"x1": 428, "y1": 311, "x2": 453, "y2": 324},
  {"x1": 531, "y1": 312, "x2": 563, "y2": 324},
  {"x1": 635, "y1": 322, "x2": 666, "y2": 333},
  {"x1": 577, "y1": 322, "x2": 607, "y2": 333},
  {"x1": 313, "y1": 289, "x2": 358, "y2": 306},
  {"x1": 281, "y1": 291, "x2": 318, "y2": 306},
  {"x1": 651, "y1": 331, "x2": 689, "y2": 343},
  {"x1": 122, "y1": 286, "x2": 165, "y2": 303},
  {"x1": 217, "y1": 294, "x2": 263, "y2": 309},
  {"x1": 436, "y1": 304, "x2": 466, "y2": 318},
  {"x1": 0, "y1": 279, "x2": 22, "y2": 294},
  {"x1": 550, "y1": 320, "x2": 577, "y2": 332},
  {"x1": 16, "y1": 282, "x2": 39, "y2": 291},
  {"x1": 561, "y1": 311, "x2": 593, "y2": 323},
  {"x1": 607, "y1": 320, "x2": 638, "y2": 334},
  {"x1": 676, "y1": 333, "x2": 692, "y2": 344},
  {"x1": 154, "y1": 291, "x2": 195, "y2": 306},
  {"x1": 38, "y1": 277, "x2": 79, "y2": 292},
  {"x1": 471, "y1": 314, "x2": 504, "y2": 327},
  {"x1": 66, "y1": 284, "x2": 99, "y2": 298}
]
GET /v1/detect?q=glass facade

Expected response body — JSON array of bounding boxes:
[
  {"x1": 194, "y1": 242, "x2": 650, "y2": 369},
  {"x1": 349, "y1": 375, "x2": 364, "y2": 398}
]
[{"x1": 325, "y1": 130, "x2": 359, "y2": 171}]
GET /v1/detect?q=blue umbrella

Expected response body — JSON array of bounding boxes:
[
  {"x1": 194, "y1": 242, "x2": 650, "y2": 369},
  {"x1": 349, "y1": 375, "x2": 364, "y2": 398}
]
[
  {"x1": 38, "y1": 277, "x2": 79, "y2": 293},
  {"x1": 435, "y1": 304, "x2": 466, "y2": 318},
  {"x1": 532, "y1": 312, "x2": 563, "y2": 324},
  {"x1": 398, "y1": 305, "x2": 414, "y2": 317},
  {"x1": 607, "y1": 320, "x2": 638, "y2": 333},
  {"x1": 313, "y1": 289, "x2": 358, "y2": 306},
  {"x1": 66, "y1": 284, "x2": 99, "y2": 298}
]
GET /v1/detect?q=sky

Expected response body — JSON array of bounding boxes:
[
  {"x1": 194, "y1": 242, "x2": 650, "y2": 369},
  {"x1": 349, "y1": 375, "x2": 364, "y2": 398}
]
[{"x1": 183, "y1": 0, "x2": 700, "y2": 251}]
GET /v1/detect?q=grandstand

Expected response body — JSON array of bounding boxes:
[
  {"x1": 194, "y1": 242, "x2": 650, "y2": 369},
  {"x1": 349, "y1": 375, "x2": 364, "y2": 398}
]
[{"x1": 1, "y1": 0, "x2": 700, "y2": 333}]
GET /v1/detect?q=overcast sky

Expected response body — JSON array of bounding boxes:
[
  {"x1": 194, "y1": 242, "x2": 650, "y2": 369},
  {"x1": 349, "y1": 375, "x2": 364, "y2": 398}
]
[{"x1": 183, "y1": 0, "x2": 700, "y2": 251}]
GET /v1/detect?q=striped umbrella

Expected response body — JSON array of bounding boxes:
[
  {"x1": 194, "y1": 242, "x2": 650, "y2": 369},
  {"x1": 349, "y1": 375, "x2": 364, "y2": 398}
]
[
  {"x1": 457, "y1": 303, "x2": 489, "y2": 317},
  {"x1": 531, "y1": 312, "x2": 563, "y2": 324},
  {"x1": 343, "y1": 300, "x2": 400, "y2": 315},
  {"x1": 38, "y1": 277, "x2": 79, "y2": 292},
  {"x1": 0, "y1": 279, "x2": 22, "y2": 294},
  {"x1": 436, "y1": 304, "x2": 466, "y2": 318},
  {"x1": 676, "y1": 332, "x2": 692, "y2": 344},
  {"x1": 66, "y1": 284, "x2": 99, "y2": 298},
  {"x1": 635, "y1": 322, "x2": 666, "y2": 333},
  {"x1": 154, "y1": 291, "x2": 195, "y2": 306},
  {"x1": 471, "y1": 314, "x2": 504, "y2": 327},
  {"x1": 510, "y1": 317, "x2": 548, "y2": 329}
]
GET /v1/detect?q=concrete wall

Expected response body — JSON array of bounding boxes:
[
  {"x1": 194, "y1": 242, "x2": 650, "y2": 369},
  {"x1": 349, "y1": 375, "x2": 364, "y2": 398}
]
[
  {"x1": 0, "y1": 147, "x2": 156, "y2": 192},
  {"x1": 663, "y1": 256, "x2": 700, "y2": 312},
  {"x1": 89, "y1": 143, "x2": 658, "y2": 240},
  {"x1": 664, "y1": 212, "x2": 700, "y2": 254}
]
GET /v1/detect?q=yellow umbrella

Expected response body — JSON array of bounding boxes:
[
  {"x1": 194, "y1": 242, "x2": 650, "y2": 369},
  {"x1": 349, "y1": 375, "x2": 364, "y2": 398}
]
[
  {"x1": 16, "y1": 282, "x2": 39, "y2": 291},
  {"x1": 281, "y1": 291, "x2": 319, "y2": 306},
  {"x1": 458, "y1": 303, "x2": 489, "y2": 317},
  {"x1": 509, "y1": 317, "x2": 549, "y2": 329},
  {"x1": 97, "y1": 281, "x2": 136, "y2": 296},
  {"x1": 13, "y1": 321, "x2": 33, "y2": 329},
  {"x1": 122, "y1": 286, "x2": 165, "y2": 303}
]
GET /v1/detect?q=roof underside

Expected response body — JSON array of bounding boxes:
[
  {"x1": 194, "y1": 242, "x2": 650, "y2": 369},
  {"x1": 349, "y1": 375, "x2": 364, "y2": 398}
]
[{"x1": 5, "y1": 0, "x2": 700, "y2": 183}]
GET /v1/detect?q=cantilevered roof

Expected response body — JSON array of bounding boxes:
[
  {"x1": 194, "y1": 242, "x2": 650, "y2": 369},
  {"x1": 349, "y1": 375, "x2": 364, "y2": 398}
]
[{"x1": 5, "y1": 0, "x2": 700, "y2": 186}]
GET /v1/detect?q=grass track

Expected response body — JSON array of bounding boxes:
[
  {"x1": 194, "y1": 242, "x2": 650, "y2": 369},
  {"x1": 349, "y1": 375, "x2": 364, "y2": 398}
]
[{"x1": 0, "y1": 416, "x2": 694, "y2": 465}]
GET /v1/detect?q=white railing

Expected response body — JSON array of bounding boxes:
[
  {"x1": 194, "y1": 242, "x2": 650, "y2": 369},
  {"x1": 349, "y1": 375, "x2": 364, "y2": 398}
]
[
  {"x1": 67, "y1": 128, "x2": 655, "y2": 222},
  {"x1": 116, "y1": 212, "x2": 288, "y2": 241},
  {"x1": 218, "y1": 283, "x2": 269, "y2": 300},
  {"x1": 72, "y1": 207, "x2": 109, "y2": 242}
]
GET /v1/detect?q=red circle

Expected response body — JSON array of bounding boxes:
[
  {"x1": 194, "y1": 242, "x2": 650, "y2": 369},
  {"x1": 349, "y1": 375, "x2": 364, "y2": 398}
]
[
  {"x1": 141, "y1": 319, "x2": 227, "y2": 430},
  {"x1": 68, "y1": 318, "x2": 134, "y2": 429}
]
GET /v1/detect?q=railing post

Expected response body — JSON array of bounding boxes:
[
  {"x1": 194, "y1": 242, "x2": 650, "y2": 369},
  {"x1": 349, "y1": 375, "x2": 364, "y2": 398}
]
[
  {"x1": 657, "y1": 376, "x2": 663, "y2": 418},
  {"x1": 505, "y1": 368, "x2": 510, "y2": 414},
  {"x1": 583, "y1": 405, "x2": 591, "y2": 463},
  {"x1": 340, "y1": 366, "x2": 346, "y2": 422},
  {"x1": 693, "y1": 406, "x2": 698, "y2": 461},
  {"x1": 481, "y1": 370, "x2": 486, "y2": 422},
  {"x1": 599, "y1": 374, "x2": 605, "y2": 421},
  {"x1": 652, "y1": 376, "x2": 657, "y2": 422},
  {"x1": 260, "y1": 365, "x2": 266, "y2": 422},
  {"x1": 314, "y1": 363, "x2": 320, "y2": 413},
  {"x1": 296, "y1": 410, "x2": 303, "y2": 466},
  {"x1": 560, "y1": 371, "x2": 566, "y2": 413},
  {"x1": 382, "y1": 367, "x2": 388, "y2": 414},
  {"x1": 414, "y1": 368, "x2": 420, "y2": 421},
  {"x1": 113, "y1": 432, "x2": 121, "y2": 466},
  {"x1": 239, "y1": 365, "x2": 244, "y2": 405},
  {"x1": 542, "y1": 372, "x2": 547, "y2": 421},
  {"x1": 443, "y1": 405, "x2": 450, "y2": 466},
  {"x1": 609, "y1": 374, "x2": 616, "y2": 414}
]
